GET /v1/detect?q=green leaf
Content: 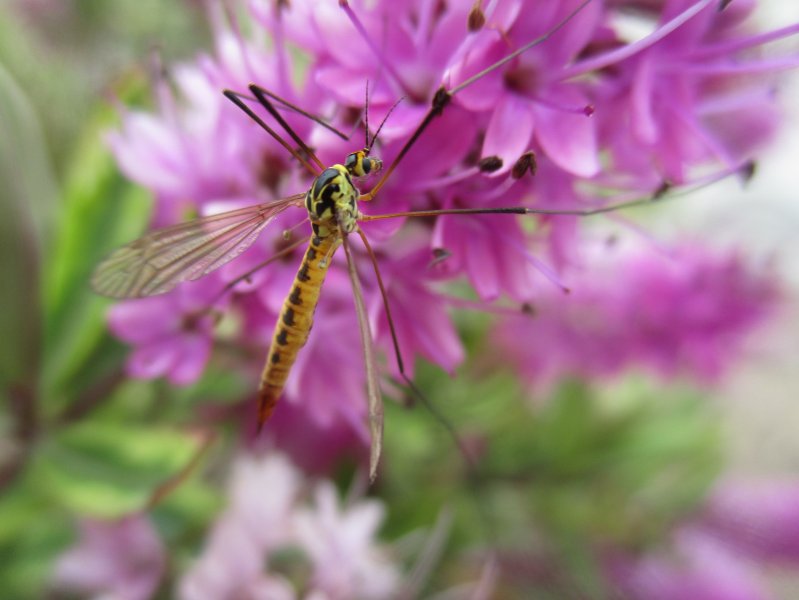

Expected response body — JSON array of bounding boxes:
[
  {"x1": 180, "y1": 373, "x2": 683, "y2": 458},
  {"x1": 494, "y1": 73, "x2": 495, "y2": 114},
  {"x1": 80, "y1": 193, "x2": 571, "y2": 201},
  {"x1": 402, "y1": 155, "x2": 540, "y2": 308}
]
[
  {"x1": 0, "y1": 472, "x2": 72, "y2": 599},
  {"x1": 0, "y1": 64, "x2": 57, "y2": 394},
  {"x1": 32, "y1": 421, "x2": 199, "y2": 517},
  {"x1": 42, "y1": 81, "x2": 152, "y2": 408}
]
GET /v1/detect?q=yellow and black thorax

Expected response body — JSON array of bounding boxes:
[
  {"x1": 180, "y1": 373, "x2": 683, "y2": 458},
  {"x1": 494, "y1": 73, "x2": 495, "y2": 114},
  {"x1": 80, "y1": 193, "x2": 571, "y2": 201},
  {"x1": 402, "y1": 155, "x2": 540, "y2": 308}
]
[{"x1": 304, "y1": 149, "x2": 382, "y2": 238}]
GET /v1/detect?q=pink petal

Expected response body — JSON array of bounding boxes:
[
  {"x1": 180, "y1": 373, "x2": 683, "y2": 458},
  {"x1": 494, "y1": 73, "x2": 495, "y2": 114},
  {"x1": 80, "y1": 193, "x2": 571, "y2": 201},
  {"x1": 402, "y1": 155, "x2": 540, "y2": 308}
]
[
  {"x1": 127, "y1": 340, "x2": 180, "y2": 380},
  {"x1": 108, "y1": 298, "x2": 176, "y2": 343},
  {"x1": 446, "y1": 35, "x2": 506, "y2": 111},
  {"x1": 482, "y1": 95, "x2": 535, "y2": 177},
  {"x1": 631, "y1": 56, "x2": 659, "y2": 145},
  {"x1": 533, "y1": 86, "x2": 599, "y2": 177},
  {"x1": 169, "y1": 335, "x2": 212, "y2": 385}
]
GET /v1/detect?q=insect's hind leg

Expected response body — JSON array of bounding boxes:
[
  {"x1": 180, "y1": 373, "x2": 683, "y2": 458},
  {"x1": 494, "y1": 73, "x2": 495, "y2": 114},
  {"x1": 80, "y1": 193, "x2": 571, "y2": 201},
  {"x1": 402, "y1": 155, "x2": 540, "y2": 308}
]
[{"x1": 354, "y1": 229, "x2": 478, "y2": 469}]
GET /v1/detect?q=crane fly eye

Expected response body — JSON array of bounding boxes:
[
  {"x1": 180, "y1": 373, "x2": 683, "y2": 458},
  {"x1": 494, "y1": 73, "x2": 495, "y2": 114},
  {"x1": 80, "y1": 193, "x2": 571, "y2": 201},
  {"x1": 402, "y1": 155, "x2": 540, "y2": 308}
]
[{"x1": 345, "y1": 152, "x2": 359, "y2": 173}]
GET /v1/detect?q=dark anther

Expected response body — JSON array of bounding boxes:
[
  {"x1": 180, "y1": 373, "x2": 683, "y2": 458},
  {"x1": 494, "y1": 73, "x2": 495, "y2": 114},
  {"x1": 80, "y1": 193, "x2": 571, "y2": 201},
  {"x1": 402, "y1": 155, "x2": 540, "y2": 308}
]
[
  {"x1": 429, "y1": 247, "x2": 451, "y2": 267},
  {"x1": 718, "y1": 0, "x2": 733, "y2": 10},
  {"x1": 740, "y1": 160, "x2": 757, "y2": 183},
  {"x1": 479, "y1": 155, "x2": 503, "y2": 173},
  {"x1": 432, "y1": 87, "x2": 452, "y2": 115},
  {"x1": 520, "y1": 302, "x2": 536, "y2": 316},
  {"x1": 583, "y1": 104, "x2": 595, "y2": 116},
  {"x1": 511, "y1": 151, "x2": 537, "y2": 179},
  {"x1": 654, "y1": 181, "x2": 672, "y2": 199},
  {"x1": 468, "y1": 7, "x2": 486, "y2": 31}
]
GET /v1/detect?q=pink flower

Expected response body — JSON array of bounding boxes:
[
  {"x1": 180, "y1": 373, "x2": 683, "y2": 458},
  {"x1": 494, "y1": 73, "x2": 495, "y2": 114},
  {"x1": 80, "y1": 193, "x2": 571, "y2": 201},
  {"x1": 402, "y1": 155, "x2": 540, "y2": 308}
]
[
  {"x1": 52, "y1": 515, "x2": 165, "y2": 600},
  {"x1": 583, "y1": 0, "x2": 796, "y2": 185},
  {"x1": 294, "y1": 482, "x2": 400, "y2": 599},
  {"x1": 179, "y1": 454, "x2": 302, "y2": 600},
  {"x1": 701, "y1": 481, "x2": 799, "y2": 563},
  {"x1": 178, "y1": 453, "x2": 399, "y2": 600},
  {"x1": 609, "y1": 480, "x2": 799, "y2": 599},
  {"x1": 108, "y1": 278, "x2": 221, "y2": 385},
  {"x1": 493, "y1": 240, "x2": 779, "y2": 388},
  {"x1": 609, "y1": 528, "x2": 770, "y2": 600}
]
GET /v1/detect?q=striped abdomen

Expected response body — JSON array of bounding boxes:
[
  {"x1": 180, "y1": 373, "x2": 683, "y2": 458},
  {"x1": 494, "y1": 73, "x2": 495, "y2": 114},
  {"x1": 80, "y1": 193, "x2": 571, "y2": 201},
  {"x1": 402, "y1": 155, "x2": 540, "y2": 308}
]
[{"x1": 257, "y1": 234, "x2": 339, "y2": 426}]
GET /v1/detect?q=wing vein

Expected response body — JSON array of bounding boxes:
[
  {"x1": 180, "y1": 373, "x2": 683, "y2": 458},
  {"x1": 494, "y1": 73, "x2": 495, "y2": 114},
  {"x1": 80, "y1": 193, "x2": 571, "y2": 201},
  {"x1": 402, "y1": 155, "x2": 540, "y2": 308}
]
[{"x1": 92, "y1": 193, "x2": 305, "y2": 298}]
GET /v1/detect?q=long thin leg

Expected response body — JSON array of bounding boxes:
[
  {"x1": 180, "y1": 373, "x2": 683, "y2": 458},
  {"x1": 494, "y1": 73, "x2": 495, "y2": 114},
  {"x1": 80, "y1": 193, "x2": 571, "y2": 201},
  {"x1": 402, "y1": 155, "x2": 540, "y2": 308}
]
[
  {"x1": 145, "y1": 429, "x2": 217, "y2": 509},
  {"x1": 248, "y1": 83, "x2": 401, "y2": 155},
  {"x1": 206, "y1": 235, "x2": 307, "y2": 307},
  {"x1": 355, "y1": 228, "x2": 476, "y2": 467},
  {"x1": 245, "y1": 85, "x2": 350, "y2": 141},
  {"x1": 223, "y1": 89, "x2": 321, "y2": 177},
  {"x1": 360, "y1": 163, "x2": 749, "y2": 222},
  {"x1": 248, "y1": 84, "x2": 326, "y2": 171},
  {"x1": 341, "y1": 229, "x2": 384, "y2": 483},
  {"x1": 360, "y1": 200, "x2": 653, "y2": 221}
]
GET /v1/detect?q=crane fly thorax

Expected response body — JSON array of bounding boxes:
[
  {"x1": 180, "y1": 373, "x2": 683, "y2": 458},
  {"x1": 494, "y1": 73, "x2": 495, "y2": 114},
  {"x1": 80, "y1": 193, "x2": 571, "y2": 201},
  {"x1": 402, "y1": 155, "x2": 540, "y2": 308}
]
[
  {"x1": 305, "y1": 151, "x2": 382, "y2": 238},
  {"x1": 306, "y1": 165, "x2": 359, "y2": 237}
]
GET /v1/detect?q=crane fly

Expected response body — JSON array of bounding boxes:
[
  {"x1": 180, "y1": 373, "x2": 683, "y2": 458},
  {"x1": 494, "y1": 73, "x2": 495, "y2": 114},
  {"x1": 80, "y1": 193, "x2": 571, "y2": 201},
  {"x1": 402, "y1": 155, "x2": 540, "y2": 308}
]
[{"x1": 91, "y1": 0, "x2": 726, "y2": 479}]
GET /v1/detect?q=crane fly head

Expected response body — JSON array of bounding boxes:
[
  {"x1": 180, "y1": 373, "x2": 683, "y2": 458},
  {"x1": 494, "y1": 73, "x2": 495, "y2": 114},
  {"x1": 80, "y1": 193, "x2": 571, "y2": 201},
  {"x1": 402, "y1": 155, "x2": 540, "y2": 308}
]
[{"x1": 344, "y1": 148, "x2": 382, "y2": 179}]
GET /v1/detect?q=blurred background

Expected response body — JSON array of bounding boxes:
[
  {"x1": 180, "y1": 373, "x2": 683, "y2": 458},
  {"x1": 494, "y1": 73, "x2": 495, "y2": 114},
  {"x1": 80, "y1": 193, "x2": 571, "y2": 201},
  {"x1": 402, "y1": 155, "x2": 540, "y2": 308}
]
[{"x1": 1, "y1": 1, "x2": 798, "y2": 598}]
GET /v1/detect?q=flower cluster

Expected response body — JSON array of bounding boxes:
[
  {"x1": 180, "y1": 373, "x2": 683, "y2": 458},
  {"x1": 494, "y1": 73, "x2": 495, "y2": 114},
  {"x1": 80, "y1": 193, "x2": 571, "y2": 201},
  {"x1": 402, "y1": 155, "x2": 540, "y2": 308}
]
[
  {"x1": 51, "y1": 516, "x2": 165, "y2": 600},
  {"x1": 493, "y1": 239, "x2": 780, "y2": 391},
  {"x1": 106, "y1": 0, "x2": 795, "y2": 441},
  {"x1": 609, "y1": 481, "x2": 799, "y2": 599},
  {"x1": 50, "y1": 454, "x2": 400, "y2": 599},
  {"x1": 176, "y1": 454, "x2": 400, "y2": 600}
]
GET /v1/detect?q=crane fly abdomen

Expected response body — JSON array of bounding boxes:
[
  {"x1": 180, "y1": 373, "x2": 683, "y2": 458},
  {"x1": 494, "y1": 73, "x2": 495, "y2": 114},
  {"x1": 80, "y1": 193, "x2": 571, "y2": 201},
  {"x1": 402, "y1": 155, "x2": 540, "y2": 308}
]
[{"x1": 257, "y1": 233, "x2": 340, "y2": 426}]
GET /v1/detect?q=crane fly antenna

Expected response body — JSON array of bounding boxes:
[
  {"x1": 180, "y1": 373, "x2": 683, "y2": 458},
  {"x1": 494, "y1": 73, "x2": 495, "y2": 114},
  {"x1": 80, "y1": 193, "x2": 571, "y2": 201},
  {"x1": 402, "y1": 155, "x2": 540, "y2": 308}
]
[
  {"x1": 364, "y1": 80, "x2": 370, "y2": 149},
  {"x1": 366, "y1": 95, "x2": 405, "y2": 156}
]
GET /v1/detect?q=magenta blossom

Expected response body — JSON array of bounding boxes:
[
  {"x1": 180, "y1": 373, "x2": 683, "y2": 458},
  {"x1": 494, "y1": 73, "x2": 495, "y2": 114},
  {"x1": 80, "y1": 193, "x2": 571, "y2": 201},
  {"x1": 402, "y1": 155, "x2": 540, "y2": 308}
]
[
  {"x1": 609, "y1": 528, "x2": 771, "y2": 600},
  {"x1": 493, "y1": 240, "x2": 779, "y2": 390},
  {"x1": 701, "y1": 481, "x2": 799, "y2": 563},
  {"x1": 609, "y1": 480, "x2": 799, "y2": 599},
  {"x1": 52, "y1": 515, "x2": 165, "y2": 600},
  {"x1": 108, "y1": 276, "x2": 227, "y2": 386},
  {"x1": 587, "y1": 0, "x2": 792, "y2": 185}
]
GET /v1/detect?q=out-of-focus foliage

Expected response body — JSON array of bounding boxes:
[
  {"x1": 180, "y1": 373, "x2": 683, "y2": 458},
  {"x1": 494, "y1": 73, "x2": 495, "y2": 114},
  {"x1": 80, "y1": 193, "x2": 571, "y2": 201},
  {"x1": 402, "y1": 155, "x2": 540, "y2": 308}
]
[{"x1": 0, "y1": 4, "x2": 217, "y2": 596}]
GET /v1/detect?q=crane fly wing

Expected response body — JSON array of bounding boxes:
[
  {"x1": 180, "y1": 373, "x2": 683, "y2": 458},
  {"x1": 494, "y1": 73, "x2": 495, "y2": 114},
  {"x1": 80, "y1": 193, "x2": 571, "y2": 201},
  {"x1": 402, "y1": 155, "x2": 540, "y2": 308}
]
[
  {"x1": 92, "y1": 193, "x2": 306, "y2": 298},
  {"x1": 340, "y1": 232, "x2": 384, "y2": 483}
]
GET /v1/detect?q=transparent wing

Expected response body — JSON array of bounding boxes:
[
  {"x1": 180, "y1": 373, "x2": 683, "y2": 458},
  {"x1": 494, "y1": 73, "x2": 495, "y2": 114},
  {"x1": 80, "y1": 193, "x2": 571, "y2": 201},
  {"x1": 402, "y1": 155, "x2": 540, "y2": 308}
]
[
  {"x1": 341, "y1": 233, "x2": 383, "y2": 483},
  {"x1": 92, "y1": 193, "x2": 306, "y2": 298}
]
